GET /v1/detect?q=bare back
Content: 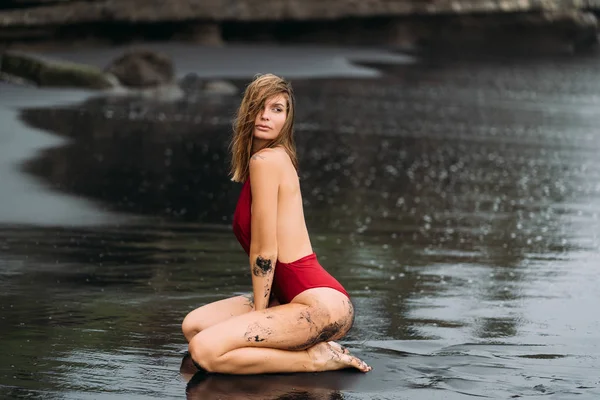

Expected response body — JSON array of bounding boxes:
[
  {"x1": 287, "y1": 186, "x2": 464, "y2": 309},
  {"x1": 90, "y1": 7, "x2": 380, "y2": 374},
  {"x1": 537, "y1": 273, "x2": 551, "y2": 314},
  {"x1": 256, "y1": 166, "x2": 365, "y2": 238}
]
[{"x1": 255, "y1": 147, "x2": 312, "y2": 263}]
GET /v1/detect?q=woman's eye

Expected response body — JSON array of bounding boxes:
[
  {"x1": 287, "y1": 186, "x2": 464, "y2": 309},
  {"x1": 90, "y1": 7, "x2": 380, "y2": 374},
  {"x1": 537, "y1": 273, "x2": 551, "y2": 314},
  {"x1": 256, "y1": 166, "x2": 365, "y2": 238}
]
[{"x1": 273, "y1": 108, "x2": 283, "y2": 112}]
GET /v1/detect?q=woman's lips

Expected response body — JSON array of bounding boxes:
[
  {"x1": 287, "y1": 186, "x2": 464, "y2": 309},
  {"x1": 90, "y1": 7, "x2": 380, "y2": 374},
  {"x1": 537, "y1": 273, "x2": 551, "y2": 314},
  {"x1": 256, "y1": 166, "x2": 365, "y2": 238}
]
[{"x1": 255, "y1": 125, "x2": 270, "y2": 131}]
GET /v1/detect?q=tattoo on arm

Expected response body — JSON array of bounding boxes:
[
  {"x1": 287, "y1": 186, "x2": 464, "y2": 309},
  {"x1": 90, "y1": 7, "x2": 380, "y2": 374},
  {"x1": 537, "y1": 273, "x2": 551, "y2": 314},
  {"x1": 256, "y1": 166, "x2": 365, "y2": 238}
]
[
  {"x1": 243, "y1": 294, "x2": 254, "y2": 309},
  {"x1": 252, "y1": 256, "x2": 273, "y2": 277}
]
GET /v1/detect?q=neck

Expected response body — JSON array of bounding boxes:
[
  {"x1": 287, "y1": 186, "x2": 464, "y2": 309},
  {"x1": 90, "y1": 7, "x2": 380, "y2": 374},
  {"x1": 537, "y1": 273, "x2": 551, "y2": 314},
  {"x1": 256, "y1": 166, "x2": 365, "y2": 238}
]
[{"x1": 252, "y1": 138, "x2": 270, "y2": 154}]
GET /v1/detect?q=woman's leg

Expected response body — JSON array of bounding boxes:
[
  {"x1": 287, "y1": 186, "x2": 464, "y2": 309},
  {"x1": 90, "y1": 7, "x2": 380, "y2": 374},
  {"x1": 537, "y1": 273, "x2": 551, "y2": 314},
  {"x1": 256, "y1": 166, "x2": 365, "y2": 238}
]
[
  {"x1": 182, "y1": 294, "x2": 281, "y2": 342},
  {"x1": 199, "y1": 339, "x2": 369, "y2": 374},
  {"x1": 188, "y1": 288, "x2": 371, "y2": 374},
  {"x1": 182, "y1": 294, "x2": 252, "y2": 342}
]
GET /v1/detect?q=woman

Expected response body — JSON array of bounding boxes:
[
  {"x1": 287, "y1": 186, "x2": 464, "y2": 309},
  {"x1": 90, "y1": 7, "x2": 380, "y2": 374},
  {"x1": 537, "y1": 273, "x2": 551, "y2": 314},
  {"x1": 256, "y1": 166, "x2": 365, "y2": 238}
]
[{"x1": 182, "y1": 73, "x2": 371, "y2": 374}]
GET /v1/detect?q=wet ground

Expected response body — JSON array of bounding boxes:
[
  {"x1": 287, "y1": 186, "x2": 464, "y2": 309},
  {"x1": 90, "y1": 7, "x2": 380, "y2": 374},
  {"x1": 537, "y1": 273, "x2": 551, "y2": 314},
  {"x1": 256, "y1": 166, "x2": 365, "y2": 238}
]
[{"x1": 1, "y1": 44, "x2": 600, "y2": 399}]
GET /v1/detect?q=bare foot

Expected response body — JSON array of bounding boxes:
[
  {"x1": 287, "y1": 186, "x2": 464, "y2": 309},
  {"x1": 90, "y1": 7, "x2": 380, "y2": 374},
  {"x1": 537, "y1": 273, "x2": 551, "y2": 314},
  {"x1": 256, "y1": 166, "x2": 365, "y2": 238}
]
[
  {"x1": 307, "y1": 342, "x2": 372, "y2": 373},
  {"x1": 328, "y1": 341, "x2": 350, "y2": 355}
]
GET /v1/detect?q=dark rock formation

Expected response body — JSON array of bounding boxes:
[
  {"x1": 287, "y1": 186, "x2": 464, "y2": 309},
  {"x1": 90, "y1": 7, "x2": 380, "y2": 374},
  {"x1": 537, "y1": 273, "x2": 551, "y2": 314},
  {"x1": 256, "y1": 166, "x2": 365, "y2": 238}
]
[
  {"x1": 0, "y1": 47, "x2": 237, "y2": 98},
  {"x1": 0, "y1": 1, "x2": 599, "y2": 52},
  {"x1": 180, "y1": 73, "x2": 238, "y2": 95},
  {"x1": 0, "y1": 50, "x2": 117, "y2": 88},
  {"x1": 0, "y1": 1, "x2": 599, "y2": 23},
  {"x1": 104, "y1": 49, "x2": 174, "y2": 88}
]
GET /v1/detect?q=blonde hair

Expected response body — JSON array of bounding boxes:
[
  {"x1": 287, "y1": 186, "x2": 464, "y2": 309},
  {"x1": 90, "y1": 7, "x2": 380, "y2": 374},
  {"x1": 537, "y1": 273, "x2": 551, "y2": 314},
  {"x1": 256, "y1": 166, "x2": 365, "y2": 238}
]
[{"x1": 229, "y1": 73, "x2": 298, "y2": 182}]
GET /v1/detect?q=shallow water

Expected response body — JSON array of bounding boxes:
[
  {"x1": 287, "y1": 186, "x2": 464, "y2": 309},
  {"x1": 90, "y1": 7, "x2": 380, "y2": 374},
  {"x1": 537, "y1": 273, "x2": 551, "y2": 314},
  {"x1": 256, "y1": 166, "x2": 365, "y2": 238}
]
[{"x1": 1, "y1": 45, "x2": 600, "y2": 399}]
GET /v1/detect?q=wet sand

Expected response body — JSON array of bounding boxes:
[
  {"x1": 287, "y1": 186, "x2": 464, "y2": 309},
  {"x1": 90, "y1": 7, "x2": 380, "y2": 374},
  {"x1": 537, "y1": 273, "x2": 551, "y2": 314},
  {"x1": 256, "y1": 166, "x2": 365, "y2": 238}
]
[{"x1": 1, "y1": 44, "x2": 599, "y2": 399}]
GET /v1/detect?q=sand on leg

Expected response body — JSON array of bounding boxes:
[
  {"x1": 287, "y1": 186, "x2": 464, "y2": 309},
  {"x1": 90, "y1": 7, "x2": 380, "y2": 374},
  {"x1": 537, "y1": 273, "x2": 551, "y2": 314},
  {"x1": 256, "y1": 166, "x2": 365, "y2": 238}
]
[
  {"x1": 188, "y1": 288, "x2": 371, "y2": 374},
  {"x1": 182, "y1": 294, "x2": 279, "y2": 342}
]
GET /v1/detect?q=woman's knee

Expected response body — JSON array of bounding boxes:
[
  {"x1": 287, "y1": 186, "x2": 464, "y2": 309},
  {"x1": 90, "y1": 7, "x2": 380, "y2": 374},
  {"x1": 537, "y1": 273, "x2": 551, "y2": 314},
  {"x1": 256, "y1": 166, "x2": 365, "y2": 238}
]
[
  {"x1": 314, "y1": 295, "x2": 354, "y2": 341},
  {"x1": 188, "y1": 332, "x2": 220, "y2": 372},
  {"x1": 181, "y1": 310, "x2": 203, "y2": 342},
  {"x1": 332, "y1": 297, "x2": 354, "y2": 337},
  {"x1": 182, "y1": 295, "x2": 254, "y2": 342}
]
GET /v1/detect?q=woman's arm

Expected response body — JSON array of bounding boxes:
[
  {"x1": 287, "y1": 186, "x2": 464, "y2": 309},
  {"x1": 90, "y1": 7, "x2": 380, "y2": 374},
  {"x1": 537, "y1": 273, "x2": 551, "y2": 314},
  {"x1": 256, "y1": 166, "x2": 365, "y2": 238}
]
[{"x1": 248, "y1": 151, "x2": 280, "y2": 311}]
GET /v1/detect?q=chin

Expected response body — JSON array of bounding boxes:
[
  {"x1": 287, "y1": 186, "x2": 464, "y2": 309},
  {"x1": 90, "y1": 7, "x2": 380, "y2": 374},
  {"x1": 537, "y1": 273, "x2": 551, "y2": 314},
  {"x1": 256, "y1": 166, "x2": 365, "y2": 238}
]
[{"x1": 253, "y1": 132, "x2": 277, "y2": 140}]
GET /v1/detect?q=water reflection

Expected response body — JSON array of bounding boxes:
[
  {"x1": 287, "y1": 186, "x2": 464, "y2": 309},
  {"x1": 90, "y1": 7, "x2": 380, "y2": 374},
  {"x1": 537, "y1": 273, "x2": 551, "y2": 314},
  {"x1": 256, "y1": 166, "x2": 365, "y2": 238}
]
[
  {"x1": 181, "y1": 354, "x2": 345, "y2": 399},
  {"x1": 19, "y1": 94, "x2": 238, "y2": 222}
]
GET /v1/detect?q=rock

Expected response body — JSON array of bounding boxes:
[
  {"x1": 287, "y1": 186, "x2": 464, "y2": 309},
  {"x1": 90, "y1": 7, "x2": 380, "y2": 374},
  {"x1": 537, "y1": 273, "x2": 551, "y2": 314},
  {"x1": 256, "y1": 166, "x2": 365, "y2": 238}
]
[
  {"x1": 172, "y1": 22, "x2": 223, "y2": 46},
  {"x1": 0, "y1": 69, "x2": 34, "y2": 85},
  {"x1": 1, "y1": 0, "x2": 69, "y2": 5},
  {"x1": 107, "y1": 82, "x2": 185, "y2": 102},
  {"x1": 202, "y1": 80, "x2": 237, "y2": 95},
  {"x1": 179, "y1": 73, "x2": 237, "y2": 96},
  {"x1": 0, "y1": 1, "x2": 599, "y2": 51},
  {"x1": 178, "y1": 72, "x2": 205, "y2": 93},
  {"x1": 432, "y1": 9, "x2": 599, "y2": 52},
  {"x1": 104, "y1": 49, "x2": 174, "y2": 88},
  {"x1": 528, "y1": 9, "x2": 598, "y2": 49},
  {"x1": 0, "y1": 50, "x2": 117, "y2": 88},
  {"x1": 2, "y1": 0, "x2": 600, "y2": 26}
]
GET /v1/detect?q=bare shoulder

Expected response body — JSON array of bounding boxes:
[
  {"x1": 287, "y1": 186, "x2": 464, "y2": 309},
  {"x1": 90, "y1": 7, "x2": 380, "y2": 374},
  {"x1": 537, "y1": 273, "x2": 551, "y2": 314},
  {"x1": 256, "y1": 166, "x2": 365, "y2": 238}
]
[
  {"x1": 250, "y1": 147, "x2": 289, "y2": 169},
  {"x1": 249, "y1": 148, "x2": 286, "y2": 186}
]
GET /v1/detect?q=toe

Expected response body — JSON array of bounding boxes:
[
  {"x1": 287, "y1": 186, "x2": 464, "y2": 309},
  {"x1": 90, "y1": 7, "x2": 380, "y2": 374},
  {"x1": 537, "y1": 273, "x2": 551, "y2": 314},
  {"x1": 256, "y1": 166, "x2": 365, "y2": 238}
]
[
  {"x1": 327, "y1": 341, "x2": 340, "y2": 351},
  {"x1": 356, "y1": 358, "x2": 372, "y2": 372},
  {"x1": 328, "y1": 341, "x2": 351, "y2": 355},
  {"x1": 346, "y1": 355, "x2": 370, "y2": 372}
]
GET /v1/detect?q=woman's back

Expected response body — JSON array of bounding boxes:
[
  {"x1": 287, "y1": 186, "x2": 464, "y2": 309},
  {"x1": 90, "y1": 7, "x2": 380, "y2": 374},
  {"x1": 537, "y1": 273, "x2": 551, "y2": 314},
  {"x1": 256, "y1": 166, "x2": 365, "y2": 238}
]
[{"x1": 268, "y1": 147, "x2": 313, "y2": 263}]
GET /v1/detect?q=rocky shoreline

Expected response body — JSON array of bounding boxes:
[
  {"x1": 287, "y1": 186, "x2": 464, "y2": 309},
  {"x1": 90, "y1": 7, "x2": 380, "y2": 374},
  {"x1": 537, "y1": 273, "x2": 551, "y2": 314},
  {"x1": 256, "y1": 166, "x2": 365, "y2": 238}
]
[
  {"x1": 0, "y1": 1, "x2": 599, "y2": 53},
  {"x1": 0, "y1": 47, "x2": 238, "y2": 99},
  {"x1": 2, "y1": 1, "x2": 600, "y2": 91}
]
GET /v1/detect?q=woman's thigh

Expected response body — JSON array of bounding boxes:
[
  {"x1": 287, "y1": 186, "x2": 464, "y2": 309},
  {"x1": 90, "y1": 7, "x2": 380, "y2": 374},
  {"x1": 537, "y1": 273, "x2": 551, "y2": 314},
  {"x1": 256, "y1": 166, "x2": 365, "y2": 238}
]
[
  {"x1": 182, "y1": 295, "x2": 254, "y2": 341},
  {"x1": 190, "y1": 288, "x2": 353, "y2": 356}
]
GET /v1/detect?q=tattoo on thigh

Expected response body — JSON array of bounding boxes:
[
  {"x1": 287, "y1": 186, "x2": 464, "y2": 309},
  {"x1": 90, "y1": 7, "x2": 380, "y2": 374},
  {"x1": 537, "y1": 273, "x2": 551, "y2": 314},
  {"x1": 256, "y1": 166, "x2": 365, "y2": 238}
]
[
  {"x1": 243, "y1": 322, "x2": 273, "y2": 343},
  {"x1": 253, "y1": 256, "x2": 273, "y2": 277}
]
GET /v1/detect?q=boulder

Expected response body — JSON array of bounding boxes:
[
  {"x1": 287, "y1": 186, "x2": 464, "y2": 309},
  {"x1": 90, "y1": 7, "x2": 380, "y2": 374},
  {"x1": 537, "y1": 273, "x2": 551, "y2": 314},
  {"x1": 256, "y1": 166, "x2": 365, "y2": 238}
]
[
  {"x1": 0, "y1": 50, "x2": 117, "y2": 88},
  {"x1": 179, "y1": 73, "x2": 238, "y2": 96},
  {"x1": 0, "y1": 49, "x2": 235, "y2": 97},
  {"x1": 203, "y1": 79, "x2": 237, "y2": 95},
  {"x1": 104, "y1": 49, "x2": 174, "y2": 88}
]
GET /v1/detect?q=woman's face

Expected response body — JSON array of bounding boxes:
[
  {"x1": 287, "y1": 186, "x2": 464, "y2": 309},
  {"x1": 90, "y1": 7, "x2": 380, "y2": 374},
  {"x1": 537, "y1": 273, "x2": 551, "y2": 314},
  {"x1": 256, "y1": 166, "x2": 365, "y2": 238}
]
[{"x1": 253, "y1": 94, "x2": 288, "y2": 140}]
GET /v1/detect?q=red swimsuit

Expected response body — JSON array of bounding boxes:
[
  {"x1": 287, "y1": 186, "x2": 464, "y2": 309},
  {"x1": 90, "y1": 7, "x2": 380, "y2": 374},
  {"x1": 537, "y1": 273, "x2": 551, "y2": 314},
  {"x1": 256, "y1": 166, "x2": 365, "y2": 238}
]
[{"x1": 232, "y1": 180, "x2": 350, "y2": 304}]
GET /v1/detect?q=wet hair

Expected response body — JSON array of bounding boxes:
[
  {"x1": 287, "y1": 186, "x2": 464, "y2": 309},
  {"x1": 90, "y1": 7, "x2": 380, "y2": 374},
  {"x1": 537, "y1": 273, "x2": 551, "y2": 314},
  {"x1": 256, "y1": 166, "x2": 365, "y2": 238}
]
[{"x1": 229, "y1": 73, "x2": 298, "y2": 182}]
